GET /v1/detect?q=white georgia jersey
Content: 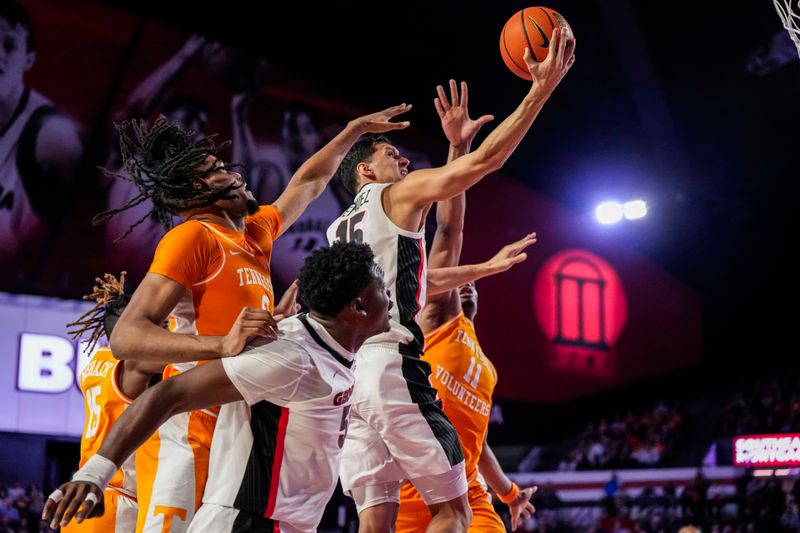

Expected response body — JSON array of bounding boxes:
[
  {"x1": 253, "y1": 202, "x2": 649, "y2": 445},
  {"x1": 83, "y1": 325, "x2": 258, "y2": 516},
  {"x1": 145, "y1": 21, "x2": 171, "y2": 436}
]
[
  {"x1": 207, "y1": 314, "x2": 355, "y2": 532},
  {"x1": 326, "y1": 183, "x2": 427, "y2": 351}
]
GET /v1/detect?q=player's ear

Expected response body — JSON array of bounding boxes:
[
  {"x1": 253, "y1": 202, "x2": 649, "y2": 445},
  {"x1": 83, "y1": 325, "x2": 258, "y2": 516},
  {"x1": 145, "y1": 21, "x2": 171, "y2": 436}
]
[
  {"x1": 356, "y1": 162, "x2": 374, "y2": 179},
  {"x1": 351, "y1": 297, "x2": 368, "y2": 318}
]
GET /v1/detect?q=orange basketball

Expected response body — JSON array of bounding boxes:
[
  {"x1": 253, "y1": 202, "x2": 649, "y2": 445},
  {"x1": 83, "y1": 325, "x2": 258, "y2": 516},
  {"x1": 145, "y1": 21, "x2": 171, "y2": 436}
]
[{"x1": 500, "y1": 6, "x2": 572, "y2": 80}]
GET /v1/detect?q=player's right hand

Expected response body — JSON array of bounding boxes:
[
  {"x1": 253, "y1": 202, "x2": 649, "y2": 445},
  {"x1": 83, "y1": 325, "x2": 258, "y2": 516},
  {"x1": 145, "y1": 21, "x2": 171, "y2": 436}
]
[
  {"x1": 509, "y1": 485, "x2": 537, "y2": 531},
  {"x1": 524, "y1": 27, "x2": 576, "y2": 93},
  {"x1": 220, "y1": 307, "x2": 279, "y2": 356},
  {"x1": 42, "y1": 481, "x2": 104, "y2": 529}
]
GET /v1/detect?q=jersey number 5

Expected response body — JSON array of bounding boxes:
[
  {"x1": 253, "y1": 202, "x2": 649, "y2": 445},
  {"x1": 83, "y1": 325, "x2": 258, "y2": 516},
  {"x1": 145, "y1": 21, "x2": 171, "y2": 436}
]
[{"x1": 335, "y1": 212, "x2": 365, "y2": 244}]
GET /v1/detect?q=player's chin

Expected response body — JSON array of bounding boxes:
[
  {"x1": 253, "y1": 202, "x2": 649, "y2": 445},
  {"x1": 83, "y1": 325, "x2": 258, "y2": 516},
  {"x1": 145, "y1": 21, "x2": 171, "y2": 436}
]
[{"x1": 246, "y1": 198, "x2": 260, "y2": 215}]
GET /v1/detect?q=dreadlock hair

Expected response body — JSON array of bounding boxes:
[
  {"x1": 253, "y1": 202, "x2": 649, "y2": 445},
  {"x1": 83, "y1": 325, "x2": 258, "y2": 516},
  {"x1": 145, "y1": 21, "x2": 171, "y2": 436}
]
[
  {"x1": 335, "y1": 134, "x2": 391, "y2": 196},
  {"x1": 298, "y1": 242, "x2": 377, "y2": 316},
  {"x1": 66, "y1": 272, "x2": 130, "y2": 353},
  {"x1": 93, "y1": 115, "x2": 243, "y2": 241}
]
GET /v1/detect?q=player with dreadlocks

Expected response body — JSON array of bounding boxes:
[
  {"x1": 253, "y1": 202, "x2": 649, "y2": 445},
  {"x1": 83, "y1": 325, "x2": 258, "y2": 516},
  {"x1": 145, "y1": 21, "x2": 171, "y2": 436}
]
[
  {"x1": 92, "y1": 105, "x2": 410, "y2": 533},
  {"x1": 61, "y1": 272, "x2": 164, "y2": 533}
]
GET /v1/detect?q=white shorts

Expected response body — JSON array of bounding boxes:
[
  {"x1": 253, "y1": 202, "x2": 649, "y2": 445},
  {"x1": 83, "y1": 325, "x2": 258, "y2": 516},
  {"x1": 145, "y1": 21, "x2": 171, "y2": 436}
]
[
  {"x1": 188, "y1": 503, "x2": 309, "y2": 533},
  {"x1": 340, "y1": 343, "x2": 466, "y2": 507}
]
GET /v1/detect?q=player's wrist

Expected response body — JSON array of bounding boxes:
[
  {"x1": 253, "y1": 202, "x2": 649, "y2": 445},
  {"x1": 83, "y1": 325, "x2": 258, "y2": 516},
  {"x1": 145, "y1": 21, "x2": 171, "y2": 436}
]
[
  {"x1": 498, "y1": 481, "x2": 520, "y2": 504},
  {"x1": 72, "y1": 454, "x2": 117, "y2": 493}
]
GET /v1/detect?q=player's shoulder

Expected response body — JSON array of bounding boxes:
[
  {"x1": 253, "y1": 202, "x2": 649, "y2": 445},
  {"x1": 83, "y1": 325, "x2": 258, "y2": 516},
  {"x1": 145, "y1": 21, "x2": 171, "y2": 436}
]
[{"x1": 159, "y1": 220, "x2": 214, "y2": 246}]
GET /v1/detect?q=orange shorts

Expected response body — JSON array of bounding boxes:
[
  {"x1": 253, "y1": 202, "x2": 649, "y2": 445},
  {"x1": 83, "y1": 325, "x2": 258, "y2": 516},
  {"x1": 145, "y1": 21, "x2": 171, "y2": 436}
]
[
  {"x1": 135, "y1": 409, "x2": 216, "y2": 533},
  {"x1": 61, "y1": 489, "x2": 137, "y2": 532},
  {"x1": 396, "y1": 478, "x2": 505, "y2": 533}
]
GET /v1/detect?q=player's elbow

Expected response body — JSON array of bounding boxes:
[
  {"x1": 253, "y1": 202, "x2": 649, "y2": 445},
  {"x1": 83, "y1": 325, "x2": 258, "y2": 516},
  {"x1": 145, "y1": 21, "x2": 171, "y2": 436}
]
[{"x1": 109, "y1": 319, "x2": 138, "y2": 360}]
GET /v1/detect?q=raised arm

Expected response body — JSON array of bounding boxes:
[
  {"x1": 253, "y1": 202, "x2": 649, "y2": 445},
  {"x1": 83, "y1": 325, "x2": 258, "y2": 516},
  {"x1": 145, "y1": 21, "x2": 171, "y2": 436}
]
[
  {"x1": 422, "y1": 80, "x2": 493, "y2": 331},
  {"x1": 427, "y1": 233, "x2": 536, "y2": 297},
  {"x1": 271, "y1": 104, "x2": 412, "y2": 235},
  {"x1": 110, "y1": 273, "x2": 278, "y2": 363},
  {"x1": 42, "y1": 360, "x2": 243, "y2": 528},
  {"x1": 386, "y1": 29, "x2": 575, "y2": 223}
]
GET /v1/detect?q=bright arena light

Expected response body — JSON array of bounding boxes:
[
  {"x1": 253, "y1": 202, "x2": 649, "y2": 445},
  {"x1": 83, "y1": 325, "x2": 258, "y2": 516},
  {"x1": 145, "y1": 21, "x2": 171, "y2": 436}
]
[
  {"x1": 595, "y1": 201, "x2": 623, "y2": 224},
  {"x1": 623, "y1": 200, "x2": 647, "y2": 220}
]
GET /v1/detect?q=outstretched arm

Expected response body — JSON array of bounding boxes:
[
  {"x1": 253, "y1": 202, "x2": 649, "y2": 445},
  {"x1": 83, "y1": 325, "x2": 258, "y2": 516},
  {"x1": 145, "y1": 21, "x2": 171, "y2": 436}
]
[
  {"x1": 272, "y1": 104, "x2": 412, "y2": 236},
  {"x1": 422, "y1": 80, "x2": 493, "y2": 332},
  {"x1": 385, "y1": 30, "x2": 575, "y2": 229},
  {"x1": 478, "y1": 439, "x2": 536, "y2": 531},
  {"x1": 427, "y1": 233, "x2": 536, "y2": 297},
  {"x1": 42, "y1": 360, "x2": 242, "y2": 528}
]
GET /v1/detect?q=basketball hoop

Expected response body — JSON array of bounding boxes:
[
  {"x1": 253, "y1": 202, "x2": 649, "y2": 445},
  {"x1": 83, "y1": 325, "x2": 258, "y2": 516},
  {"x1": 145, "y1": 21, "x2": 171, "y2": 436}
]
[{"x1": 774, "y1": 0, "x2": 800, "y2": 57}]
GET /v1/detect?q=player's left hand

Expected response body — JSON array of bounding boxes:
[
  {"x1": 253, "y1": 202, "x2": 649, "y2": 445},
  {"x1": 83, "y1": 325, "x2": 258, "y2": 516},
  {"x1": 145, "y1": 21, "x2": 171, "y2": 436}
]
[
  {"x1": 509, "y1": 485, "x2": 537, "y2": 531},
  {"x1": 350, "y1": 103, "x2": 412, "y2": 134},
  {"x1": 435, "y1": 79, "x2": 494, "y2": 148},
  {"x1": 42, "y1": 481, "x2": 105, "y2": 529},
  {"x1": 485, "y1": 233, "x2": 537, "y2": 274}
]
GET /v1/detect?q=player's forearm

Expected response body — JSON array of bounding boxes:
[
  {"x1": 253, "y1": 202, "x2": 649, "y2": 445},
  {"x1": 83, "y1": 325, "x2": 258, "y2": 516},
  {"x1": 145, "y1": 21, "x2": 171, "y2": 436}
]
[
  {"x1": 478, "y1": 441, "x2": 514, "y2": 497},
  {"x1": 289, "y1": 120, "x2": 367, "y2": 191},
  {"x1": 471, "y1": 88, "x2": 551, "y2": 174},
  {"x1": 428, "y1": 193, "x2": 465, "y2": 270},
  {"x1": 96, "y1": 380, "x2": 187, "y2": 467},
  {"x1": 428, "y1": 144, "x2": 470, "y2": 269},
  {"x1": 111, "y1": 318, "x2": 224, "y2": 363},
  {"x1": 427, "y1": 261, "x2": 497, "y2": 296}
]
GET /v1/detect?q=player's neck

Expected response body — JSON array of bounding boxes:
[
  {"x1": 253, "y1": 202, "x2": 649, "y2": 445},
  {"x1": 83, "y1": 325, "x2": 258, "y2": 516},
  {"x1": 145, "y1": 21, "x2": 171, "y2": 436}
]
[
  {"x1": 308, "y1": 312, "x2": 362, "y2": 353},
  {"x1": 182, "y1": 207, "x2": 246, "y2": 232},
  {"x1": 0, "y1": 83, "x2": 26, "y2": 129}
]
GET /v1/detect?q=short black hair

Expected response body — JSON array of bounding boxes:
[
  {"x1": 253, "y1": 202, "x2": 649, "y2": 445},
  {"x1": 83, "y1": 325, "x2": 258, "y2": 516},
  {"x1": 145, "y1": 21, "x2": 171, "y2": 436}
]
[
  {"x1": 0, "y1": 0, "x2": 35, "y2": 51},
  {"x1": 298, "y1": 242, "x2": 377, "y2": 316},
  {"x1": 335, "y1": 134, "x2": 390, "y2": 195}
]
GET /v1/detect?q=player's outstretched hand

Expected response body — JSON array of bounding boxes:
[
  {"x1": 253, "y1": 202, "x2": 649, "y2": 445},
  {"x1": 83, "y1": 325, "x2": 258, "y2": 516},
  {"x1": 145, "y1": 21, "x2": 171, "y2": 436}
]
[
  {"x1": 350, "y1": 103, "x2": 412, "y2": 134},
  {"x1": 524, "y1": 27, "x2": 575, "y2": 93},
  {"x1": 485, "y1": 233, "x2": 537, "y2": 275},
  {"x1": 435, "y1": 79, "x2": 494, "y2": 148},
  {"x1": 275, "y1": 280, "x2": 301, "y2": 321}
]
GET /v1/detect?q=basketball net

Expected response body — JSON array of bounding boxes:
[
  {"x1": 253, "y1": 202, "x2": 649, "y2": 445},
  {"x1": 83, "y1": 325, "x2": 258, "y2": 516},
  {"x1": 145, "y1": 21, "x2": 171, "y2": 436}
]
[{"x1": 774, "y1": 0, "x2": 800, "y2": 57}]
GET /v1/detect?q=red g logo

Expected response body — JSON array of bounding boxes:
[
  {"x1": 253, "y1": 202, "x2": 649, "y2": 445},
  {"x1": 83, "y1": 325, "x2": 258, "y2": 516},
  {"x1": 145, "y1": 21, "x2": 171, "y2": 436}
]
[{"x1": 533, "y1": 249, "x2": 627, "y2": 376}]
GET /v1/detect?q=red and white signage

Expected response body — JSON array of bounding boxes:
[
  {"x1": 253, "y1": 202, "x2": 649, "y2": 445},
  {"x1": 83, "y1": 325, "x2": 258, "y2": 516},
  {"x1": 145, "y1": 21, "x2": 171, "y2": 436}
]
[{"x1": 733, "y1": 434, "x2": 800, "y2": 467}]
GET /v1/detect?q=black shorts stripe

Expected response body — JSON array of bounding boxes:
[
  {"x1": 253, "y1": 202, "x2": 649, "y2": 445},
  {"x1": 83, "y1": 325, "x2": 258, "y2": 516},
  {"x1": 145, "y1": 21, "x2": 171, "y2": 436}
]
[
  {"x1": 233, "y1": 401, "x2": 284, "y2": 516},
  {"x1": 396, "y1": 235, "x2": 425, "y2": 351},
  {"x1": 399, "y1": 343, "x2": 464, "y2": 467},
  {"x1": 231, "y1": 509, "x2": 277, "y2": 532}
]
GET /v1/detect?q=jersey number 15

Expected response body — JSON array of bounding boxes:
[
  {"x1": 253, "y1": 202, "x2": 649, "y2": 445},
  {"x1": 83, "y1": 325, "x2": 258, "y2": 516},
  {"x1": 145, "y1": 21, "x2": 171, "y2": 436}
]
[{"x1": 335, "y1": 212, "x2": 365, "y2": 244}]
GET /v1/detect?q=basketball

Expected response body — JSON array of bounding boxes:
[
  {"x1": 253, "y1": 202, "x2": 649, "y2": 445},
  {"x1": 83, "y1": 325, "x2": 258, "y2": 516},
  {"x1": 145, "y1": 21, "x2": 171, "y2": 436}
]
[{"x1": 500, "y1": 6, "x2": 572, "y2": 80}]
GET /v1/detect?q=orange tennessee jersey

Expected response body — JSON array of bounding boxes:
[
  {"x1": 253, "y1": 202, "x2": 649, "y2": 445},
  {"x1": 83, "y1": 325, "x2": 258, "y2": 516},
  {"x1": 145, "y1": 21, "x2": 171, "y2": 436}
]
[
  {"x1": 422, "y1": 311, "x2": 497, "y2": 479},
  {"x1": 148, "y1": 206, "x2": 282, "y2": 375},
  {"x1": 78, "y1": 347, "x2": 135, "y2": 497}
]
